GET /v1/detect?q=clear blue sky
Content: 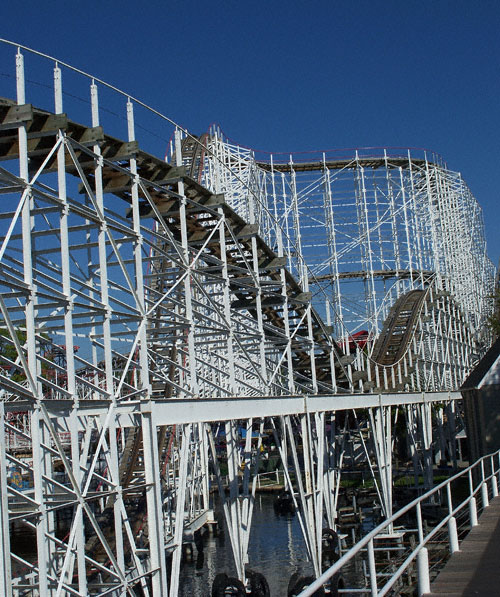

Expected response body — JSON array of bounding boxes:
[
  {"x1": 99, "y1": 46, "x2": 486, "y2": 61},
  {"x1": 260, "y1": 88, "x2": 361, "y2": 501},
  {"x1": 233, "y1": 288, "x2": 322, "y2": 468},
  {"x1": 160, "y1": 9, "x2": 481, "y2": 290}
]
[{"x1": 1, "y1": 1, "x2": 499, "y2": 265}]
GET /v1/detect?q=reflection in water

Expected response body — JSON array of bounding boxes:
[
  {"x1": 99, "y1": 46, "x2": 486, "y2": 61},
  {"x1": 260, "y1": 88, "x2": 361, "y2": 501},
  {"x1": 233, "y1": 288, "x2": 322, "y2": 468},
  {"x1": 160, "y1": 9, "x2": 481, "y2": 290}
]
[
  {"x1": 179, "y1": 493, "x2": 313, "y2": 596},
  {"x1": 11, "y1": 494, "x2": 346, "y2": 595}
]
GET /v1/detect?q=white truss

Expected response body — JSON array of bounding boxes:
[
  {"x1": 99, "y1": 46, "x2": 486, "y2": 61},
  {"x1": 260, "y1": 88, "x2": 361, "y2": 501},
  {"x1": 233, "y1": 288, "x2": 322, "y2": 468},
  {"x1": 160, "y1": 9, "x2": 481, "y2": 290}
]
[
  {"x1": 204, "y1": 137, "x2": 496, "y2": 391},
  {"x1": 0, "y1": 39, "x2": 495, "y2": 596}
]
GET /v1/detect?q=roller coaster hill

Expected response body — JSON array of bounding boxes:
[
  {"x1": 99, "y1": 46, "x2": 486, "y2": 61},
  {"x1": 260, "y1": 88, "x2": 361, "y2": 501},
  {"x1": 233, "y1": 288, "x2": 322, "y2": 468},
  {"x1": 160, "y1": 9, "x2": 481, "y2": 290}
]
[{"x1": 0, "y1": 40, "x2": 496, "y2": 596}]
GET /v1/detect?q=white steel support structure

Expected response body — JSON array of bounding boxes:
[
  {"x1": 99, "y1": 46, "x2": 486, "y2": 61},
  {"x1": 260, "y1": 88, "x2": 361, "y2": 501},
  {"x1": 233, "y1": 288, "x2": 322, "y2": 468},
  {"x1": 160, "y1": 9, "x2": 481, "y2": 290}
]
[
  {"x1": 204, "y1": 135, "x2": 494, "y2": 393},
  {"x1": 0, "y1": 40, "x2": 495, "y2": 596}
]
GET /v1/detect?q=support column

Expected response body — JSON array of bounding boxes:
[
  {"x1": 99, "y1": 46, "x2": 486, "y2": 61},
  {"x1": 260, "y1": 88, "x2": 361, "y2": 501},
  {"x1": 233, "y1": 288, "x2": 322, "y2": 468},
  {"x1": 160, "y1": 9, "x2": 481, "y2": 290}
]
[
  {"x1": 128, "y1": 102, "x2": 169, "y2": 595},
  {"x1": 141, "y1": 408, "x2": 168, "y2": 594},
  {"x1": 169, "y1": 424, "x2": 192, "y2": 597},
  {"x1": 370, "y1": 405, "x2": 393, "y2": 527},
  {"x1": 0, "y1": 403, "x2": 12, "y2": 597},
  {"x1": 420, "y1": 399, "x2": 434, "y2": 493}
]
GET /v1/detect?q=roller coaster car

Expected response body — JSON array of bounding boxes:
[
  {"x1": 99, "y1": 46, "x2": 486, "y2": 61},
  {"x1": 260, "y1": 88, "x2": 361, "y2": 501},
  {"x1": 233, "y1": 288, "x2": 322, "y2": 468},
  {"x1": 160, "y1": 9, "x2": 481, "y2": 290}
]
[{"x1": 347, "y1": 330, "x2": 370, "y2": 352}]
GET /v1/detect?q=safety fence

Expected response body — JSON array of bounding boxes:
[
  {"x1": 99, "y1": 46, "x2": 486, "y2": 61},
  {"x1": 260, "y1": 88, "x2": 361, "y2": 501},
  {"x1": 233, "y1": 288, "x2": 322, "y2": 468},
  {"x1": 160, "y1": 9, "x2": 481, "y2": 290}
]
[{"x1": 299, "y1": 449, "x2": 500, "y2": 596}]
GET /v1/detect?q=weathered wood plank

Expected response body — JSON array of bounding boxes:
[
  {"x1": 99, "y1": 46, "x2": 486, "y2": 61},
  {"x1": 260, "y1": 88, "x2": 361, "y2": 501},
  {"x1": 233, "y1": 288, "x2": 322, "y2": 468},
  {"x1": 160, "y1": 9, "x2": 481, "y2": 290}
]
[{"x1": 426, "y1": 496, "x2": 500, "y2": 596}]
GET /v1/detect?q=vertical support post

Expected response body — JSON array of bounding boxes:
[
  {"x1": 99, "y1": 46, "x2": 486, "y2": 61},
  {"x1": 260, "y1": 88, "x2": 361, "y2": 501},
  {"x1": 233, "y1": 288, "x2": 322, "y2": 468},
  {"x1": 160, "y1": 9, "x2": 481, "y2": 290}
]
[
  {"x1": 314, "y1": 412, "x2": 325, "y2": 570},
  {"x1": 492, "y1": 454, "x2": 499, "y2": 498},
  {"x1": 175, "y1": 129, "x2": 199, "y2": 398},
  {"x1": 88, "y1": 81, "x2": 101, "y2": 383},
  {"x1": 417, "y1": 547, "x2": 431, "y2": 597},
  {"x1": 370, "y1": 406, "x2": 393, "y2": 528},
  {"x1": 367, "y1": 538, "x2": 378, "y2": 596},
  {"x1": 89, "y1": 73, "x2": 123, "y2": 590},
  {"x1": 406, "y1": 405, "x2": 421, "y2": 488},
  {"x1": 225, "y1": 419, "x2": 244, "y2": 581},
  {"x1": 359, "y1": 164, "x2": 378, "y2": 334},
  {"x1": 93, "y1": 101, "x2": 131, "y2": 586},
  {"x1": 289, "y1": 159, "x2": 318, "y2": 393},
  {"x1": 446, "y1": 483, "x2": 459, "y2": 553},
  {"x1": 469, "y1": 470, "x2": 478, "y2": 527},
  {"x1": 169, "y1": 424, "x2": 191, "y2": 597},
  {"x1": 416, "y1": 478, "x2": 430, "y2": 597},
  {"x1": 278, "y1": 416, "x2": 314, "y2": 567},
  {"x1": 447, "y1": 401, "x2": 458, "y2": 470},
  {"x1": 206, "y1": 423, "x2": 243, "y2": 578},
  {"x1": 17, "y1": 49, "x2": 50, "y2": 596},
  {"x1": 481, "y1": 459, "x2": 489, "y2": 508},
  {"x1": 416, "y1": 502, "x2": 424, "y2": 544},
  {"x1": 199, "y1": 422, "x2": 210, "y2": 513},
  {"x1": 126, "y1": 102, "x2": 169, "y2": 595},
  {"x1": 434, "y1": 405, "x2": 446, "y2": 465},
  {"x1": 420, "y1": 399, "x2": 434, "y2": 494},
  {"x1": 241, "y1": 418, "x2": 258, "y2": 565},
  {"x1": 31, "y1": 408, "x2": 49, "y2": 595},
  {"x1": 54, "y1": 63, "x2": 88, "y2": 595},
  {"x1": 142, "y1": 405, "x2": 169, "y2": 595},
  {"x1": 323, "y1": 413, "x2": 341, "y2": 531},
  {"x1": 469, "y1": 497, "x2": 478, "y2": 527},
  {"x1": 248, "y1": 180, "x2": 268, "y2": 384},
  {"x1": 481, "y1": 482, "x2": 489, "y2": 509},
  {"x1": 0, "y1": 403, "x2": 12, "y2": 597},
  {"x1": 216, "y1": 205, "x2": 236, "y2": 395},
  {"x1": 322, "y1": 159, "x2": 341, "y2": 391},
  {"x1": 300, "y1": 413, "x2": 320, "y2": 577},
  {"x1": 448, "y1": 516, "x2": 459, "y2": 554},
  {"x1": 273, "y1": 166, "x2": 296, "y2": 393}
]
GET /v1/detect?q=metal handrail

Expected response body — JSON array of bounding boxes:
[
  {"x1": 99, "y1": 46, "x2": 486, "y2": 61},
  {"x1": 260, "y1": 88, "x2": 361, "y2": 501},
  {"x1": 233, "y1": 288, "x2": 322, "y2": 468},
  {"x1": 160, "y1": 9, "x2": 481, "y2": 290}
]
[{"x1": 299, "y1": 449, "x2": 500, "y2": 596}]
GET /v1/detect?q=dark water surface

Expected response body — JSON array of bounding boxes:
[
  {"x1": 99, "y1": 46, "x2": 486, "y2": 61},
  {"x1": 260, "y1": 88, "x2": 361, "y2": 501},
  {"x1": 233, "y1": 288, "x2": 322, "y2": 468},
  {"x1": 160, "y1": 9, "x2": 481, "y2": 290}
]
[
  {"x1": 179, "y1": 493, "x2": 315, "y2": 596},
  {"x1": 11, "y1": 493, "x2": 362, "y2": 595}
]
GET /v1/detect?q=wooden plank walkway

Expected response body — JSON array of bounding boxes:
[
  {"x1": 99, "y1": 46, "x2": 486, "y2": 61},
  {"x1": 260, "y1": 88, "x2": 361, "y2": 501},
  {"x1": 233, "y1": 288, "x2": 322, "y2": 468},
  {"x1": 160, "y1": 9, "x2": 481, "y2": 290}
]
[{"x1": 425, "y1": 496, "x2": 500, "y2": 596}]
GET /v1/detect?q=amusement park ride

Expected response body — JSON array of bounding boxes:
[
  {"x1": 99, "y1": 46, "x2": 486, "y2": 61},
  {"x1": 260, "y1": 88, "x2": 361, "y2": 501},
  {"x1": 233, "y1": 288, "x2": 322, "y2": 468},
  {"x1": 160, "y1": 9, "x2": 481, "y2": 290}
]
[{"x1": 0, "y1": 40, "x2": 495, "y2": 596}]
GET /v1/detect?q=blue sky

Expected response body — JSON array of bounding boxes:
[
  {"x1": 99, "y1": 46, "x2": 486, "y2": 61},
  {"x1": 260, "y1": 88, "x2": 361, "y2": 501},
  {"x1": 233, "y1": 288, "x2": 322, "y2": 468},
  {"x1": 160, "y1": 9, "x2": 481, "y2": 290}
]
[{"x1": 1, "y1": 0, "x2": 499, "y2": 265}]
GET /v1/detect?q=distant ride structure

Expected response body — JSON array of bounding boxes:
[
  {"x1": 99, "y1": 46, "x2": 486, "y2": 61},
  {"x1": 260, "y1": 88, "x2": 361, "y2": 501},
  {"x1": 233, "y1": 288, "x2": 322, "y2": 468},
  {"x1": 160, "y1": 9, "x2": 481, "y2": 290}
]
[{"x1": 197, "y1": 129, "x2": 493, "y2": 391}]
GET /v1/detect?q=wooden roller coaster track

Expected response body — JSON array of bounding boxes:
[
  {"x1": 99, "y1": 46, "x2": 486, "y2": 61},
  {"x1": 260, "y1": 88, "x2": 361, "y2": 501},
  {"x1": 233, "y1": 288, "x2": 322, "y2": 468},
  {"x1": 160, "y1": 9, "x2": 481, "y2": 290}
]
[
  {"x1": 0, "y1": 98, "x2": 350, "y2": 391},
  {"x1": 0, "y1": 99, "x2": 355, "y2": 563},
  {"x1": 371, "y1": 290, "x2": 427, "y2": 367}
]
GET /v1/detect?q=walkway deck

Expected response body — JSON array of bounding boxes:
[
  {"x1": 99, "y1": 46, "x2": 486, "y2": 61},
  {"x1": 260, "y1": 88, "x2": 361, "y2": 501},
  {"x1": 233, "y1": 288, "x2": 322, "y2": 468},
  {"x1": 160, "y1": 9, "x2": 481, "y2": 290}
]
[{"x1": 426, "y1": 496, "x2": 500, "y2": 596}]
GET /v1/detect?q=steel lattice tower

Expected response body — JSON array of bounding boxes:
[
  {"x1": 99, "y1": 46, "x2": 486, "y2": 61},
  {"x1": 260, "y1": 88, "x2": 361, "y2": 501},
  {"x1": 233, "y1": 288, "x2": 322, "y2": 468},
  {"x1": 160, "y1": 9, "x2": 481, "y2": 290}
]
[{"x1": 0, "y1": 40, "x2": 495, "y2": 596}]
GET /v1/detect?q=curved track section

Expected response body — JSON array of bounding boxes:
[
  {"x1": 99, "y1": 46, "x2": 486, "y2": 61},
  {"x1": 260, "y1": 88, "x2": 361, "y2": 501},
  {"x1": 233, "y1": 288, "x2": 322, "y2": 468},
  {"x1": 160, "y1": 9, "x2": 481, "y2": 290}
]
[
  {"x1": 180, "y1": 132, "x2": 208, "y2": 183},
  {"x1": 370, "y1": 285, "x2": 476, "y2": 391},
  {"x1": 371, "y1": 290, "x2": 427, "y2": 366}
]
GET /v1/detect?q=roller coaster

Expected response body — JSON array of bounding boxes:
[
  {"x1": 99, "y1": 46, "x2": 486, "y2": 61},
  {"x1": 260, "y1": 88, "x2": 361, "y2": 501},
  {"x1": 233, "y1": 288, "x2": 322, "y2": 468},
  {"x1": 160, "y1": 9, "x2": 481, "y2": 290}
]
[{"x1": 0, "y1": 40, "x2": 496, "y2": 596}]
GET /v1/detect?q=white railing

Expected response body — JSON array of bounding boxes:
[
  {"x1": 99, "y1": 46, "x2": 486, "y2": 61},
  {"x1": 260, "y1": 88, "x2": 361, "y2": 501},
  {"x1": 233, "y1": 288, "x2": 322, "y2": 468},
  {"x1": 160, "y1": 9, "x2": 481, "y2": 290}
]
[
  {"x1": 255, "y1": 469, "x2": 282, "y2": 488},
  {"x1": 299, "y1": 449, "x2": 500, "y2": 596}
]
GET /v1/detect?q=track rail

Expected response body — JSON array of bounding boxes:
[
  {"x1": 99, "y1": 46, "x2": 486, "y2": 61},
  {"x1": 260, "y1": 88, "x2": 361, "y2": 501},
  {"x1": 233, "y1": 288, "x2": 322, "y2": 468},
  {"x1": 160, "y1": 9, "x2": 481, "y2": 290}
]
[
  {"x1": 371, "y1": 290, "x2": 427, "y2": 367},
  {"x1": 256, "y1": 155, "x2": 433, "y2": 173},
  {"x1": 0, "y1": 97, "x2": 349, "y2": 392}
]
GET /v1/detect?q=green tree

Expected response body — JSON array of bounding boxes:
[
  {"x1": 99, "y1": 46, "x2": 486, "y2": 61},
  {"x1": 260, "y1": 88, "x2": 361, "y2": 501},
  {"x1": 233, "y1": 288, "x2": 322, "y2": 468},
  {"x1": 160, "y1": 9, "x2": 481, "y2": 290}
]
[{"x1": 0, "y1": 327, "x2": 27, "y2": 382}]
